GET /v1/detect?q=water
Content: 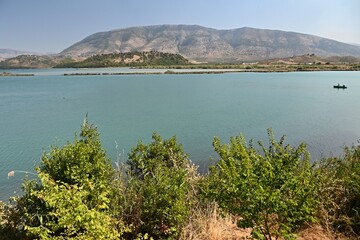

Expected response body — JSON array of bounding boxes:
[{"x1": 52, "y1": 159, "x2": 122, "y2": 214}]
[{"x1": 1, "y1": 69, "x2": 360, "y2": 201}]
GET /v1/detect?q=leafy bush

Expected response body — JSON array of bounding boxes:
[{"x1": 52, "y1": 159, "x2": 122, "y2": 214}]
[
  {"x1": 202, "y1": 129, "x2": 318, "y2": 239},
  {"x1": 5, "y1": 119, "x2": 120, "y2": 239},
  {"x1": 25, "y1": 173, "x2": 120, "y2": 239},
  {"x1": 111, "y1": 133, "x2": 196, "y2": 239},
  {"x1": 317, "y1": 144, "x2": 360, "y2": 236},
  {"x1": 39, "y1": 118, "x2": 113, "y2": 205}
]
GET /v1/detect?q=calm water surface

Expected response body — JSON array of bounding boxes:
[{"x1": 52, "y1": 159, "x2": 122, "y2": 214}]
[{"x1": 1, "y1": 69, "x2": 360, "y2": 200}]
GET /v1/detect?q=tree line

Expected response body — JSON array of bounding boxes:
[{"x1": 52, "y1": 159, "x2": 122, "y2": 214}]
[{"x1": 54, "y1": 51, "x2": 190, "y2": 68}]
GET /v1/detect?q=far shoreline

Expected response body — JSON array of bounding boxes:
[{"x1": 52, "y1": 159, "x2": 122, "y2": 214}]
[
  {"x1": 62, "y1": 68, "x2": 360, "y2": 76},
  {"x1": 1, "y1": 66, "x2": 359, "y2": 77},
  {"x1": 0, "y1": 72, "x2": 34, "y2": 76}
]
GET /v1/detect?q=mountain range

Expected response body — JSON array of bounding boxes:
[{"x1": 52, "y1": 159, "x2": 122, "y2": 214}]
[
  {"x1": 0, "y1": 49, "x2": 48, "y2": 60},
  {"x1": 61, "y1": 25, "x2": 360, "y2": 62}
]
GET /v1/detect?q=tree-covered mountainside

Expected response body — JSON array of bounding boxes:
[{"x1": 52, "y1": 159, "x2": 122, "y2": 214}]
[
  {"x1": 0, "y1": 51, "x2": 189, "y2": 69},
  {"x1": 54, "y1": 51, "x2": 190, "y2": 68},
  {"x1": 60, "y1": 24, "x2": 360, "y2": 62}
]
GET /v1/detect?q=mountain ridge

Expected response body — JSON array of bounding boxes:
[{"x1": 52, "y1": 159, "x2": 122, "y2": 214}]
[
  {"x1": 61, "y1": 25, "x2": 360, "y2": 62},
  {"x1": 0, "y1": 48, "x2": 50, "y2": 59}
]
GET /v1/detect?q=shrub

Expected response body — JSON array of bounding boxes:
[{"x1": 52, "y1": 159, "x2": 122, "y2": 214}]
[
  {"x1": 24, "y1": 173, "x2": 120, "y2": 239},
  {"x1": 112, "y1": 133, "x2": 196, "y2": 239},
  {"x1": 0, "y1": 200, "x2": 19, "y2": 240},
  {"x1": 202, "y1": 129, "x2": 318, "y2": 239},
  {"x1": 317, "y1": 144, "x2": 360, "y2": 237},
  {"x1": 6, "y1": 119, "x2": 120, "y2": 239}
]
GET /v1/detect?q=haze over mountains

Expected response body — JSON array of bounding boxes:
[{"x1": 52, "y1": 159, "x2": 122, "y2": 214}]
[
  {"x1": 0, "y1": 49, "x2": 55, "y2": 59},
  {"x1": 61, "y1": 25, "x2": 360, "y2": 62}
]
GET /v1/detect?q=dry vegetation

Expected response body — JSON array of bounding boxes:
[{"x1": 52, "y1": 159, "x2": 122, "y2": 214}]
[{"x1": 181, "y1": 203, "x2": 251, "y2": 240}]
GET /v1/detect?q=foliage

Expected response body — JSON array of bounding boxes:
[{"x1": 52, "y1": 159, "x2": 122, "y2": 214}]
[
  {"x1": 316, "y1": 144, "x2": 360, "y2": 236},
  {"x1": 111, "y1": 133, "x2": 196, "y2": 239},
  {"x1": 24, "y1": 173, "x2": 119, "y2": 239},
  {"x1": 2, "y1": 120, "x2": 360, "y2": 239},
  {"x1": 0, "y1": 200, "x2": 19, "y2": 240},
  {"x1": 202, "y1": 129, "x2": 318, "y2": 239},
  {"x1": 39, "y1": 118, "x2": 113, "y2": 199},
  {"x1": 4, "y1": 118, "x2": 120, "y2": 239},
  {"x1": 54, "y1": 51, "x2": 191, "y2": 68},
  {"x1": 127, "y1": 133, "x2": 190, "y2": 178}
]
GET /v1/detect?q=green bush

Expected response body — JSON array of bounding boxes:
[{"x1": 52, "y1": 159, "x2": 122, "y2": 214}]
[
  {"x1": 24, "y1": 173, "x2": 120, "y2": 239},
  {"x1": 5, "y1": 119, "x2": 120, "y2": 239},
  {"x1": 112, "y1": 133, "x2": 196, "y2": 239},
  {"x1": 317, "y1": 144, "x2": 360, "y2": 236},
  {"x1": 202, "y1": 129, "x2": 318, "y2": 239}
]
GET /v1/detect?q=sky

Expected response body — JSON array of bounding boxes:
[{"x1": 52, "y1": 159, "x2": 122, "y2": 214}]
[{"x1": 0, "y1": 0, "x2": 359, "y2": 53}]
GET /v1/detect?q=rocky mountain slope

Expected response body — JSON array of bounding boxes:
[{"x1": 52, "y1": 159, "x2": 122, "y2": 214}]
[{"x1": 61, "y1": 25, "x2": 360, "y2": 62}]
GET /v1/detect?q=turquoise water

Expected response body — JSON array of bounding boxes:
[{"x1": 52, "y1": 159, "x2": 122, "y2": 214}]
[{"x1": 1, "y1": 69, "x2": 360, "y2": 200}]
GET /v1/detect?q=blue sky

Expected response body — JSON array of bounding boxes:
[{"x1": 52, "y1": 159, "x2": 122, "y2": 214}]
[{"x1": 0, "y1": 0, "x2": 359, "y2": 53}]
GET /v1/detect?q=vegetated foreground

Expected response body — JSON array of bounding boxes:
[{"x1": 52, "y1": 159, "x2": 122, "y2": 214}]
[{"x1": 0, "y1": 119, "x2": 359, "y2": 239}]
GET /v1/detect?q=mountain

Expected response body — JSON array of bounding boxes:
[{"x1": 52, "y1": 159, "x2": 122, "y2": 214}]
[
  {"x1": 0, "y1": 55, "x2": 71, "y2": 69},
  {"x1": 0, "y1": 49, "x2": 44, "y2": 59},
  {"x1": 61, "y1": 25, "x2": 360, "y2": 62}
]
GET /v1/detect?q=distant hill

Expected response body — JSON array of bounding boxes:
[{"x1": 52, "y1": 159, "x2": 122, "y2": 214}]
[
  {"x1": 54, "y1": 51, "x2": 190, "y2": 68},
  {"x1": 0, "y1": 55, "x2": 72, "y2": 69},
  {"x1": 259, "y1": 53, "x2": 360, "y2": 65},
  {"x1": 0, "y1": 49, "x2": 44, "y2": 59},
  {"x1": 0, "y1": 51, "x2": 189, "y2": 69},
  {"x1": 60, "y1": 25, "x2": 360, "y2": 62}
]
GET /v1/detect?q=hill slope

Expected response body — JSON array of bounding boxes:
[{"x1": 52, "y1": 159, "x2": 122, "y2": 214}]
[
  {"x1": 0, "y1": 55, "x2": 71, "y2": 69},
  {"x1": 61, "y1": 25, "x2": 360, "y2": 62},
  {"x1": 54, "y1": 51, "x2": 190, "y2": 68},
  {"x1": 0, "y1": 49, "x2": 41, "y2": 59}
]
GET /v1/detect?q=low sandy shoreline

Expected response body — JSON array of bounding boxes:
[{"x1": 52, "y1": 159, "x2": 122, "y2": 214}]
[
  {"x1": 0, "y1": 72, "x2": 34, "y2": 76},
  {"x1": 62, "y1": 68, "x2": 359, "y2": 76}
]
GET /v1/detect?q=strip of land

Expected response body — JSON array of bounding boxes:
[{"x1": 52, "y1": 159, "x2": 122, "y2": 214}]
[
  {"x1": 63, "y1": 70, "x2": 246, "y2": 76},
  {"x1": 1, "y1": 52, "x2": 359, "y2": 72},
  {"x1": 0, "y1": 72, "x2": 34, "y2": 76}
]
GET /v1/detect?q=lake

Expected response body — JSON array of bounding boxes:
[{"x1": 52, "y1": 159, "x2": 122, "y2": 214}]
[{"x1": 1, "y1": 68, "x2": 360, "y2": 201}]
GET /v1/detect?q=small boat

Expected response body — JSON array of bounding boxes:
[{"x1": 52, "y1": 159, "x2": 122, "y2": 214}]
[{"x1": 333, "y1": 83, "x2": 347, "y2": 89}]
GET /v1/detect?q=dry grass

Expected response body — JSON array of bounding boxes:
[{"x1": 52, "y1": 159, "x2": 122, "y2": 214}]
[
  {"x1": 296, "y1": 224, "x2": 351, "y2": 240},
  {"x1": 180, "y1": 202, "x2": 355, "y2": 240},
  {"x1": 180, "y1": 202, "x2": 251, "y2": 240}
]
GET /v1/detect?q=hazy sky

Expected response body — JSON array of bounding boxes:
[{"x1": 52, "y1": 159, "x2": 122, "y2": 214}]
[{"x1": 0, "y1": 0, "x2": 359, "y2": 53}]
